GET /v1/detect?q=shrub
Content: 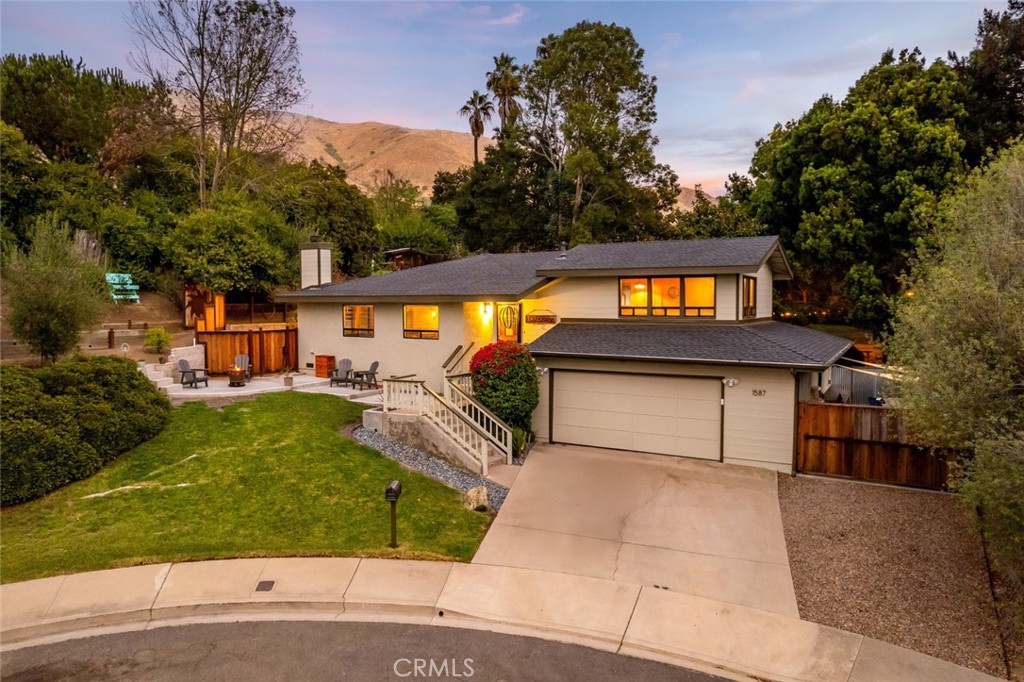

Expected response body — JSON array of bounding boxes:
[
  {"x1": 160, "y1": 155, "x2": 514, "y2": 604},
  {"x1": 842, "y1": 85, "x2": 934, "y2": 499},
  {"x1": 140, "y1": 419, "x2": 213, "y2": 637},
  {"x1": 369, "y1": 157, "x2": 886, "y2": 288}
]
[
  {"x1": 144, "y1": 326, "x2": 172, "y2": 354},
  {"x1": 1, "y1": 356, "x2": 171, "y2": 505},
  {"x1": 469, "y1": 341, "x2": 539, "y2": 432}
]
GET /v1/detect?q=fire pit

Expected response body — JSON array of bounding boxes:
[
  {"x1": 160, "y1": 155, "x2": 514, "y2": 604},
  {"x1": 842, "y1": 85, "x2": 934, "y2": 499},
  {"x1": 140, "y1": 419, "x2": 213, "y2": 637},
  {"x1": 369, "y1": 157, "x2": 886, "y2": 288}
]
[{"x1": 227, "y1": 365, "x2": 246, "y2": 387}]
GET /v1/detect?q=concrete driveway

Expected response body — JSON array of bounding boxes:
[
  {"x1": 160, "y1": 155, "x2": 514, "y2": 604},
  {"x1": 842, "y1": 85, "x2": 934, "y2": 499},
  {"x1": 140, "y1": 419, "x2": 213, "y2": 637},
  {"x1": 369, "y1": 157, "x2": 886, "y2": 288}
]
[{"x1": 473, "y1": 444, "x2": 799, "y2": 617}]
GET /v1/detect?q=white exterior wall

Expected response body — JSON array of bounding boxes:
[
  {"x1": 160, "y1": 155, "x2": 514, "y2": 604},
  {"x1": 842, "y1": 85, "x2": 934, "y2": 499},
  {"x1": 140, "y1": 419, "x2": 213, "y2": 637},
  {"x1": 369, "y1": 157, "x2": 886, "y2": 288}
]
[
  {"x1": 533, "y1": 357, "x2": 797, "y2": 473},
  {"x1": 756, "y1": 262, "x2": 774, "y2": 319},
  {"x1": 296, "y1": 302, "x2": 470, "y2": 388},
  {"x1": 716, "y1": 275, "x2": 738, "y2": 321}
]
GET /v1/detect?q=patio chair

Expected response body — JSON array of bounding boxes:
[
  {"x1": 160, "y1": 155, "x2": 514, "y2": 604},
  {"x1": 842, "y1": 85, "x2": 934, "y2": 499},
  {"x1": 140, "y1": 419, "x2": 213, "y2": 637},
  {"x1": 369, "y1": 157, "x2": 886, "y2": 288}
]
[
  {"x1": 233, "y1": 354, "x2": 252, "y2": 382},
  {"x1": 351, "y1": 360, "x2": 379, "y2": 389},
  {"x1": 329, "y1": 358, "x2": 353, "y2": 387},
  {"x1": 178, "y1": 358, "x2": 209, "y2": 389}
]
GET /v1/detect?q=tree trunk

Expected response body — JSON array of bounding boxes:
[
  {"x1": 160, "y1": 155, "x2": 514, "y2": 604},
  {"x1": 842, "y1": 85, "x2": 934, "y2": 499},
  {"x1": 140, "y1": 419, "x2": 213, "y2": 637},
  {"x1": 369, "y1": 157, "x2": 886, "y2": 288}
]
[
  {"x1": 571, "y1": 171, "x2": 585, "y2": 231},
  {"x1": 473, "y1": 134, "x2": 480, "y2": 164}
]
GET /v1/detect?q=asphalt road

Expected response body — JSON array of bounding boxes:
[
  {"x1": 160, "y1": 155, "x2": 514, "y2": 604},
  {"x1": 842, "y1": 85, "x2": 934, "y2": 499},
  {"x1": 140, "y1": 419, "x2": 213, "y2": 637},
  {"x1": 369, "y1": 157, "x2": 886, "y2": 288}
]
[{"x1": 1, "y1": 621, "x2": 728, "y2": 682}]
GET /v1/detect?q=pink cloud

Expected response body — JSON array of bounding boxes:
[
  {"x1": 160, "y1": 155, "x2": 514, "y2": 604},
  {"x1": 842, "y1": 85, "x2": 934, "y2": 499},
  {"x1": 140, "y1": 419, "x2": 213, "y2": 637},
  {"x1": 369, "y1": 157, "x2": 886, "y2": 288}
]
[{"x1": 486, "y1": 3, "x2": 526, "y2": 27}]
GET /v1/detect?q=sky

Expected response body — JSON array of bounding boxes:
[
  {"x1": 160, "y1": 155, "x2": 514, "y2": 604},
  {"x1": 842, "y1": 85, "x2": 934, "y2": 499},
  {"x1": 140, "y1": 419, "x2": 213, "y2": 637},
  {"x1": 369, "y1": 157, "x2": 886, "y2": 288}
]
[{"x1": 0, "y1": 1, "x2": 1000, "y2": 194}]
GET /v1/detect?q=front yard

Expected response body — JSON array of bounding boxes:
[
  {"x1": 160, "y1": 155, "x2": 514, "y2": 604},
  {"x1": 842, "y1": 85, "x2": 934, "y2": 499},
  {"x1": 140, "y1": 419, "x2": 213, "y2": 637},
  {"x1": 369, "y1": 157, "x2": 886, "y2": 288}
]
[
  {"x1": 778, "y1": 474, "x2": 1014, "y2": 679},
  {"x1": 0, "y1": 393, "x2": 491, "y2": 584}
]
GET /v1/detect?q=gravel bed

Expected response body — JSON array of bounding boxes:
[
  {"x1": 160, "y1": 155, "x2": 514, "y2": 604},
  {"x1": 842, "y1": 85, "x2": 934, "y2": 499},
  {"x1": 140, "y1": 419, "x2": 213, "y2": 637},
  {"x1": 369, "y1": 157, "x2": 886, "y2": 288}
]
[
  {"x1": 353, "y1": 427, "x2": 509, "y2": 510},
  {"x1": 778, "y1": 474, "x2": 1009, "y2": 678}
]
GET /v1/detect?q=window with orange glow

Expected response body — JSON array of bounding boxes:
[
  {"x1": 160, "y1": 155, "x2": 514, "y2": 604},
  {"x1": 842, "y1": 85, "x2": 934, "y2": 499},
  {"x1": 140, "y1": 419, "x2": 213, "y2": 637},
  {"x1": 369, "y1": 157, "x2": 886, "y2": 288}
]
[
  {"x1": 742, "y1": 276, "x2": 757, "y2": 318},
  {"x1": 683, "y1": 277, "x2": 715, "y2": 317},
  {"x1": 403, "y1": 305, "x2": 439, "y2": 339},
  {"x1": 343, "y1": 305, "x2": 374, "y2": 337},
  {"x1": 651, "y1": 278, "x2": 681, "y2": 316},
  {"x1": 619, "y1": 278, "x2": 648, "y2": 316}
]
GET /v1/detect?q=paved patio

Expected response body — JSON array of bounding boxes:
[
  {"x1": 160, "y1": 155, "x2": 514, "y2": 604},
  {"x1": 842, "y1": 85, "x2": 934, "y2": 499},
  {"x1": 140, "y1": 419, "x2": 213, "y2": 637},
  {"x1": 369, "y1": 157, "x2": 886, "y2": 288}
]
[
  {"x1": 159, "y1": 372, "x2": 383, "y2": 405},
  {"x1": 473, "y1": 443, "x2": 799, "y2": 616}
]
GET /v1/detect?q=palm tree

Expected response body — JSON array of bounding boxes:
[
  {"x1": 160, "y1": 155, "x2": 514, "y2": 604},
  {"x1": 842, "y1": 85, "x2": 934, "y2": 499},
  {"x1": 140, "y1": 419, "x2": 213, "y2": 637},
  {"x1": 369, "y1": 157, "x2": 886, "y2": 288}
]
[
  {"x1": 486, "y1": 53, "x2": 522, "y2": 132},
  {"x1": 458, "y1": 90, "x2": 494, "y2": 164}
]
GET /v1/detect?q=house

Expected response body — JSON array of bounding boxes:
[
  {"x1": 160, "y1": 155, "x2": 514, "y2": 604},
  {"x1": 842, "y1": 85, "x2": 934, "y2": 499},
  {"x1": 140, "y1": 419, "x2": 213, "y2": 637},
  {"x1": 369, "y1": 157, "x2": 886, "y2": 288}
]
[{"x1": 278, "y1": 236, "x2": 852, "y2": 474}]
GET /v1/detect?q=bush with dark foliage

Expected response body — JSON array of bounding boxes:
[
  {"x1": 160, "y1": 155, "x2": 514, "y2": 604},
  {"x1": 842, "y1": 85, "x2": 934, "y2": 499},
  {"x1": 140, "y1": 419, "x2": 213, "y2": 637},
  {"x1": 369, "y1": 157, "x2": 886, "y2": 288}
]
[{"x1": 1, "y1": 356, "x2": 170, "y2": 505}]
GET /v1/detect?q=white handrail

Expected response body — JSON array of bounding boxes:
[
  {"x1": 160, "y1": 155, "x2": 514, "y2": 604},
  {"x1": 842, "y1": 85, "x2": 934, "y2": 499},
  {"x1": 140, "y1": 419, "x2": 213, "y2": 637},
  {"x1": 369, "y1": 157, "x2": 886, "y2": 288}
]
[
  {"x1": 443, "y1": 376, "x2": 512, "y2": 465},
  {"x1": 382, "y1": 379, "x2": 493, "y2": 476}
]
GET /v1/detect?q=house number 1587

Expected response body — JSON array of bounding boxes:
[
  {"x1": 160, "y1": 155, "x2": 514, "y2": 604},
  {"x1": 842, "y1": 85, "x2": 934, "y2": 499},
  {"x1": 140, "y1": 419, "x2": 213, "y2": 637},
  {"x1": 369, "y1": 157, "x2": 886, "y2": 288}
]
[{"x1": 751, "y1": 389, "x2": 767, "y2": 397}]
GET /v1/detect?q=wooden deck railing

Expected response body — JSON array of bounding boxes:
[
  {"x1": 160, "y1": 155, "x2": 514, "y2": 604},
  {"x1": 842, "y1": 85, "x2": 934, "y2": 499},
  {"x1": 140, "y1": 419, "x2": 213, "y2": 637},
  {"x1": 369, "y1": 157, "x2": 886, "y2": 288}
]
[
  {"x1": 382, "y1": 379, "x2": 492, "y2": 476},
  {"x1": 444, "y1": 374, "x2": 512, "y2": 464}
]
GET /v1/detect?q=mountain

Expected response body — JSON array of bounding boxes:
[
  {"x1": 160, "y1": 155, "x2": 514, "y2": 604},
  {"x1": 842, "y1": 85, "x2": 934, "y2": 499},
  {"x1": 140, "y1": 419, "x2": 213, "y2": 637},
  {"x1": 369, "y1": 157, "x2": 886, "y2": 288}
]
[
  {"x1": 289, "y1": 114, "x2": 491, "y2": 197},
  {"x1": 289, "y1": 114, "x2": 706, "y2": 210}
]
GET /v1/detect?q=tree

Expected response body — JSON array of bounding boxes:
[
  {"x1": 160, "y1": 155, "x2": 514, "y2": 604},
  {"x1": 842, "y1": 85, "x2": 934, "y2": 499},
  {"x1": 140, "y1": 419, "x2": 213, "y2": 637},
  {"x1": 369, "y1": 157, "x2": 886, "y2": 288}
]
[
  {"x1": 951, "y1": 0, "x2": 1024, "y2": 165},
  {"x1": 2, "y1": 214, "x2": 109, "y2": 363},
  {"x1": 739, "y1": 49, "x2": 967, "y2": 330},
  {"x1": 486, "y1": 53, "x2": 522, "y2": 132},
  {"x1": 458, "y1": 90, "x2": 494, "y2": 164},
  {"x1": 0, "y1": 52, "x2": 152, "y2": 164},
  {"x1": 127, "y1": 0, "x2": 305, "y2": 206},
  {"x1": 165, "y1": 199, "x2": 291, "y2": 294},
  {"x1": 886, "y1": 141, "x2": 1024, "y2": 628},
  {"x1": 369, "y1": 169, "x2": 421, "y2": 227},
  {"x1": 669, "y1": 186, "x2": 764, "y2": 241},
  {"x1": 0, "y1": 122, "x2": 55, "y2": 251},
  {"x1": 521, "y1": 21, "x2": 677, "y2": 242}
]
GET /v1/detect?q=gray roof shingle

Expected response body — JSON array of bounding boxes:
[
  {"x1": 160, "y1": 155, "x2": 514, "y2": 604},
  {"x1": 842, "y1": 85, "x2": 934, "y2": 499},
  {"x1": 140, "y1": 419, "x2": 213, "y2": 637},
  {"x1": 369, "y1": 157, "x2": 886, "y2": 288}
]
[
  {"x1": 536, "y1": 236, "x2": 786, "y2": 275},
  {"x1": 528, "y1": 321, "x2": 852, "y2": 370},
  {"x1": 278, "y1": 251, "x2": 557, "y2": 301}
]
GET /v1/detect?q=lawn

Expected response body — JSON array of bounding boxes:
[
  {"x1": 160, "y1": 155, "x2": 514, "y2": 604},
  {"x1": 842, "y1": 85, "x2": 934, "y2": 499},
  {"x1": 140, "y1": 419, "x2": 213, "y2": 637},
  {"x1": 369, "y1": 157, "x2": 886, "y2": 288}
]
[{"x1": 0, "y1": 393, "x2": 492, "y2": 584}]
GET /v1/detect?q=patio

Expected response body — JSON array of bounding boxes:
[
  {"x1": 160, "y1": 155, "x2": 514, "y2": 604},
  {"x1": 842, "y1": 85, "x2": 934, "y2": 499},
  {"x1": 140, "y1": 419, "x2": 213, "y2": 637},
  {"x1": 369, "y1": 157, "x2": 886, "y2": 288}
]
[{"x1": 158, "y1": 371, "x2": 382, "y2": 406}]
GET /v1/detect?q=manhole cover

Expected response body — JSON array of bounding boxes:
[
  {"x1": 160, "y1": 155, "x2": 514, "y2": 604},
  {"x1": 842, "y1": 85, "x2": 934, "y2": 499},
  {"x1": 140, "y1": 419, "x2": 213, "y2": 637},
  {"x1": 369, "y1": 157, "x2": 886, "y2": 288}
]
[{"x1": 255, "y1": 580, "x2": 275, "y2": 592}]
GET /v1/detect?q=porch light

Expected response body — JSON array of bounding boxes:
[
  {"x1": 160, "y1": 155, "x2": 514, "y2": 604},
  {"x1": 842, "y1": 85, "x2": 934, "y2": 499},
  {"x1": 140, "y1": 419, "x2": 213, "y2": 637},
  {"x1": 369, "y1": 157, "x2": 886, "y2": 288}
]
[{"x1": 480, "y1": 302, "x2": 493, "y2": 322}]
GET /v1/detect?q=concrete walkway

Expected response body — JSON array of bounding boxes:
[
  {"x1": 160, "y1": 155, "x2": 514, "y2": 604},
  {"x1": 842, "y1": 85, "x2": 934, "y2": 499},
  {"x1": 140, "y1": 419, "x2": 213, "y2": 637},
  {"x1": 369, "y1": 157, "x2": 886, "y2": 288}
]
[
  {"x1": 0, "y1": 559, "x2": 999, "y2": 682},
  {"x1": 474, "y1": 444, "x2": 799, "y2": 616}
]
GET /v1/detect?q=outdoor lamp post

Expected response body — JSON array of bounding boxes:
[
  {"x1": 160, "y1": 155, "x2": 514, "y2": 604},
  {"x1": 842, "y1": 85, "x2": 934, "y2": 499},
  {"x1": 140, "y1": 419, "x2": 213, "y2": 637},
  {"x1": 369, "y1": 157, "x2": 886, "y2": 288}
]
[{"x1": 385, "y1": 480, "x2": 402, "y2": 548}]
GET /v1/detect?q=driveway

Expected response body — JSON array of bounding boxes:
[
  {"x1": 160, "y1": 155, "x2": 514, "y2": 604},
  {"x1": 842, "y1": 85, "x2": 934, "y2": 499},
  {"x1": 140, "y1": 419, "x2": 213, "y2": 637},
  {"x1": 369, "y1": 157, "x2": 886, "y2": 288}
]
[{"x1": 474, "y1": 444, "x2": 799, "y2": 617}]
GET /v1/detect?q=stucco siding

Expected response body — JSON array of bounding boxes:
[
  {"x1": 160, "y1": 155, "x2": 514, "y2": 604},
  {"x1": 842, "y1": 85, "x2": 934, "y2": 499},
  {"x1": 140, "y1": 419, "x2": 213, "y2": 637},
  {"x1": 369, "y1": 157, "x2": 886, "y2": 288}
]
[
  {"x1": 296, "y1": 302, "x2": 466, "y2": 387},
  {"x1": 520, "y1": 278, "x2": 617, "y2": 343},
  {"x1": 532, "y1": 357, "x2": 796, "y2": 472}
]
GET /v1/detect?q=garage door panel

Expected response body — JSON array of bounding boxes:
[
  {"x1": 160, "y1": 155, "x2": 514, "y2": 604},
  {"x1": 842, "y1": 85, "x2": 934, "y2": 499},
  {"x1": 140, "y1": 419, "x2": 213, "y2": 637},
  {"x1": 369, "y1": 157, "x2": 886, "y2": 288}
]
[
  {"x1": 556, "y1": 407, "x2": 631, "y2": 431},
  {"x1": 557, "y1": 425, "x2": 631, "y2": 451},
  {"x1": 552, "y1": 371, "x2": 721, "y2": 461},
  {"x1": 632, "y1": 395, "x2": 678, "y2": 417}
]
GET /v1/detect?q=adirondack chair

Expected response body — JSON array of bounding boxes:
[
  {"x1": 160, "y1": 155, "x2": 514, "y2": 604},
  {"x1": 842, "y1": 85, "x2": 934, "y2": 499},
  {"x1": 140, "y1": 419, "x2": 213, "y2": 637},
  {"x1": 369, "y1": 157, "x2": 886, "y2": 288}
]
[
  {"x1": 351, "y1": 360, "x2": 380, "y2": 389},
  {"x1": 329, "y1": 358, "x2": 353, "y2": 387},
  {"x1": 233, "y1": 354, "x2": 252, "y2": 382},
  {"x1": 178, "y1": 358, "x2": 209, "y2": 389}
]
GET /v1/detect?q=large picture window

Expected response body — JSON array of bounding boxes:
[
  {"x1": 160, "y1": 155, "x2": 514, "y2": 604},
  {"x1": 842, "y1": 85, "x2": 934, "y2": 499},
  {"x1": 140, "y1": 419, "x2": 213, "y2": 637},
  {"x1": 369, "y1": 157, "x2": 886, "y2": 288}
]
[
  {"x1": 742, "y1": 276, "x2": 757, "y2": 318},
  {"x1": 343, "y1": 304, "x2": 374, "y2": 337},
  {"x1": 619, "y1": 277, "x2": 715, "y2": 318},
  {"x1": 403, "y1": 305, "x2": 439, "y2": 339}
]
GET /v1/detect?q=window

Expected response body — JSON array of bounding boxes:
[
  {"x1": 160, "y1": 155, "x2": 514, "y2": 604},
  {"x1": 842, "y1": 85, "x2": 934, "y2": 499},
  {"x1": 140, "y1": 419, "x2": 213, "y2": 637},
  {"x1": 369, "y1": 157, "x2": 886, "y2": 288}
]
[
  {"x1": 343, "y1": 305, "x2": 374, "y2": 337},
  {"x1": 403, "y1": 305, "x2": 439, "y2": 339},
  {"x1": 683, "y1": 277, "x2": 716, "y2": 317},
  {"x1": 619, "y1": 276, "x2": 715, "y2": 318},
  {"x1": 742, "y1": 276, "x2": 757, "y2": 318}
]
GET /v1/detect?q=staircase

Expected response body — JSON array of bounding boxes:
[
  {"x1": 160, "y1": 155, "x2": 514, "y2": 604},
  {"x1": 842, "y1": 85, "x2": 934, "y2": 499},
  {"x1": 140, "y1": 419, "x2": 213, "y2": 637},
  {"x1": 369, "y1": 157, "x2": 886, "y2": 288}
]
[
  {"x1": 141, "y1": 362, "x2": 180, "y2": 395},
  {"x1": 381, "y1": 378, "x2": 507, "y2": 476}
]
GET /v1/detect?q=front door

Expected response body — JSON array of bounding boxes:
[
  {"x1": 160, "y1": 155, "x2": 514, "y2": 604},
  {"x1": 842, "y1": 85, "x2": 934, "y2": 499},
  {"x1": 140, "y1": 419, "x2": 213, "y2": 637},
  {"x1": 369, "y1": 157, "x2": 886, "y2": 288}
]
[{"x1": 496, "y1": 303, "x2": 521, "y2": 343}]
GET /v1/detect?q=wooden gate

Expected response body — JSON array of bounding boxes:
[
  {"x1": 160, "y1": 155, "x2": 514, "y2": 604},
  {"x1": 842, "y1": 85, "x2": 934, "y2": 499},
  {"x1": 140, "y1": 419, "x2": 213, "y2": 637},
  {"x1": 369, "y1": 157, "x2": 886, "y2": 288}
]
[
  {"x1": 196, "y1": 328, "x2": 298, "y2": 375},
  {"x1": 796, "y1": 402, "x2": 952, "y2": 490}
]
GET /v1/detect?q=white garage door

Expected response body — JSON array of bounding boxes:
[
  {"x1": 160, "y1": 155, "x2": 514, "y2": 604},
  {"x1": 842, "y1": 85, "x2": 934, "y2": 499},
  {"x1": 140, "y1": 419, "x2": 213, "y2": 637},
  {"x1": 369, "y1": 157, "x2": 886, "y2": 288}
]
[{"x1": 552, "y1": 372, "x2": 722, "y2": 460}]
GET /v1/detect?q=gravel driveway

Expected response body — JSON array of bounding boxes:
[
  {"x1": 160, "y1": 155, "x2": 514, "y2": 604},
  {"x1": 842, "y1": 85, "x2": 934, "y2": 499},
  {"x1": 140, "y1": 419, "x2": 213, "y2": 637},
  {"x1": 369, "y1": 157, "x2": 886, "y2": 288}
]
[{"x1": 778, "y1": 474, "x2": 1009, "y2": 678}]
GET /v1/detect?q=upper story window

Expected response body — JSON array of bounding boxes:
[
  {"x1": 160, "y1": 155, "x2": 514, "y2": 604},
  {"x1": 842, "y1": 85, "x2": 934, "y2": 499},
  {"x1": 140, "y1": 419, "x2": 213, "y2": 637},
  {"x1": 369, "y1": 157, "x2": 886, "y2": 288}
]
[
  {"x1": 403, "y1": 305, "x2": 439, "y2": 339},
  {"x1": 619, "y1": 277, "x2": 715, "y2": 318},
  {"x1": 343, "y1": 304, "x2": 374, "y2": 337},
  {"x1": 742, "y1": 276, "x2": 757, "y2": 318}
]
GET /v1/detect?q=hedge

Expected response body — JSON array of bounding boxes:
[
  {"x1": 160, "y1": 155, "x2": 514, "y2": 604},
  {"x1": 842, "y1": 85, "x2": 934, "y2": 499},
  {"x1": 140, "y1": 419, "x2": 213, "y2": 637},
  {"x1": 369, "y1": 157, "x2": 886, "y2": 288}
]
[{"x1": 1, "y1": 356, "x2": 171, "y2": 505}]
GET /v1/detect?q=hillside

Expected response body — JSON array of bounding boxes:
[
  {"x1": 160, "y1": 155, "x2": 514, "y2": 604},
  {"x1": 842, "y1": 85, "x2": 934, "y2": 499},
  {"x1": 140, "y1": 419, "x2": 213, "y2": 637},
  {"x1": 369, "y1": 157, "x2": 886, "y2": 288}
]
[
  {"x1": 289, "y1": 115, "x2": 492, "y2": 196},
  {"x1": 290, "y1": 114, "x2": 705, "y2": 210}
]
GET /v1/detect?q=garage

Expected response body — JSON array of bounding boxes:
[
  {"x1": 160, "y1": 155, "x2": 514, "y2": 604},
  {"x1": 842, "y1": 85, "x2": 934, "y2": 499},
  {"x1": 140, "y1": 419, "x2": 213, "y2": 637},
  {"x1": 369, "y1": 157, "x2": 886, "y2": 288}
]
[{"x1": 551, "y1": 371, "x2": 722, "y2": 460}]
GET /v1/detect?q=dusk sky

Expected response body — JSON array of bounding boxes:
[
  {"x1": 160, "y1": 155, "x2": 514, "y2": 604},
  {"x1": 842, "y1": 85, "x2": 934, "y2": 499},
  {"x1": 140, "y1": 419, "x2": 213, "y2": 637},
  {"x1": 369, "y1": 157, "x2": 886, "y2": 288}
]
[{"x1": 1, "y1": 1, "x2": 999, "y2": 193}]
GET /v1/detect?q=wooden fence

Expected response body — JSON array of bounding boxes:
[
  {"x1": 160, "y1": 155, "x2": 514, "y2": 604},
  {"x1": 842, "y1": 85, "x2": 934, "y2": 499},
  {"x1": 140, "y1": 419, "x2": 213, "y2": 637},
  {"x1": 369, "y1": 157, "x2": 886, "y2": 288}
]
[
  {"x1": 796, "y1": 402, "x2": 953, "y2": 490},
  {"x1": 196, "y1": 328, "x2": 298, "y2": 375}
]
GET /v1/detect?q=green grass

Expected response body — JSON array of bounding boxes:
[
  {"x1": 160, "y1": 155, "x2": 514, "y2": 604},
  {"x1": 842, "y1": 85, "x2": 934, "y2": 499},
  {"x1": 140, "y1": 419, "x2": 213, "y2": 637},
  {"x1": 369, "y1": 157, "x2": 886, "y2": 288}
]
[{"x1": 0, "y1": 393, "x2": 492, "y2": 583}]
